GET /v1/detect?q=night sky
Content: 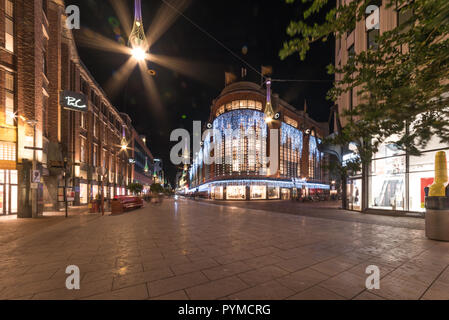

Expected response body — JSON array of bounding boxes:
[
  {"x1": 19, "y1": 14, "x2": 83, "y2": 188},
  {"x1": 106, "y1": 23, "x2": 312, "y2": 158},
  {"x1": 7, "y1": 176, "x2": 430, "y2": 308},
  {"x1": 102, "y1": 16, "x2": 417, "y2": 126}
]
[{"x1": 69, "y1": 0, "x2": 335, "y2": 185}]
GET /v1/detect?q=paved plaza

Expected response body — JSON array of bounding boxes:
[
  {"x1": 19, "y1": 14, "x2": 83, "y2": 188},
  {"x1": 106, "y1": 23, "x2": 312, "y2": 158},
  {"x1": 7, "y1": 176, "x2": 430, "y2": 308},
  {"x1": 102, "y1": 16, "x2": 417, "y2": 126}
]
[{"x1": 0, "y1": 199, "x2": 448, "y2": 300}]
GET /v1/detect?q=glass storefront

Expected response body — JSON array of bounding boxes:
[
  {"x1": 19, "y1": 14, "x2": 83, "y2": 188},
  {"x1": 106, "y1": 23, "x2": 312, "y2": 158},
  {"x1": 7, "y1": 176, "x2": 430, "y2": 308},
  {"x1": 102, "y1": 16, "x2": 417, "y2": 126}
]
[
  {"x1": 250, "y1": 185, "x2": 266, "y2": 200},
  {"x1": 0, "y1": 169, "x2": 17, "y2": 215},
  {"x1": 367, "y1": 136, "x2": 449, "y2": 213},
  {"x1": 226, "y1": 186, "x2": 246, "y2": 200},
  {"x1": 281, "y1": 188, "x2": 290, "y2": 200},
  {"x1": 80, "y1": 183, "x2": 88, "y2": 204},
  {"x1": 212, "y1": 186, "x2": 224, "y2": 200},
  {"x1": 347, "y1": 179, "x2": 362, "y2": 211},
  {"x1": 268, "y1": 187, "x2": 280, "y2": 199}
]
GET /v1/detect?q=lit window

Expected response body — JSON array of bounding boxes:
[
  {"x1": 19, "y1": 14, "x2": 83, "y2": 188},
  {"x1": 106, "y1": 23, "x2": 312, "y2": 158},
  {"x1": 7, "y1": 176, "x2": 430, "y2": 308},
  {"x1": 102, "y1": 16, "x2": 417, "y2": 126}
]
[
  {"x1": 80, "y1": 137, "x2": 86, "y2": 163},
  {"x1": 239, "y1": 100, "x2": 247, "y2": 108},
  {"x1": 0, "y1": 142, "x2": 15, "y2": 161},
  {"x1": 5, "y1": 73, "x2": 14, "y2": 125},
  {"x1": 232, "y1": 101, "x2": 239, "y2": 110},
  {"x1": 255, "y1": 101, "x2": 263, "y2": 111},
  {"x1": 248, "y1": 100, "x2": 255, "y2": 109},
  {"x1": 226, "y1": 103, "x2": 232, "y2": 111},
  {"x1": 5, "y1": 0, "x2": 14, "y2": 52}
]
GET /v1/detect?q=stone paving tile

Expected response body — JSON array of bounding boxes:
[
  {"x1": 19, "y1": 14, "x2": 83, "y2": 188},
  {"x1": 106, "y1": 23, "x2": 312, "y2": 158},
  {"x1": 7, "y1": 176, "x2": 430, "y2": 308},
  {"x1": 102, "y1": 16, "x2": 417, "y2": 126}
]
[
  {"x1": 319, "y1": 271, "x2": 366, "y2": 299},
  {"x1": 86, "y1": 284, "x2": 148, "y2": 300},
  {"x1": 150, "y1": 290, "x2": 189, "y2": 300},
  {"x1": 287, "y1": 285, "x2": 346, "y2": 300},
  {"x1": 186, "y1": 276, "x2": 248, "y2": 300},
  {"x1": 274, "y1": 256, "x2": 320, "y2": 273},
  {"x1": 148, "y1": 271, "x2": 209, "y2": 298},
  {"x1": 202, "y1": 261, "x2": 255, "y2": 281},
  {"x1": 237, "y1": 265, "x2": 289, "y2": 287},
  {"x1": 32, "y1": 278, "x2": 113, "y2": 300},
  {"x1": 170, "y1": 258, "x2": 220, "y2": 276},
  {"x1": 276, "y1": 268, "x2": 329, "y2": 293},
  {"x1": 310, "y1": 256, "x2": 358, "y2": 276},
  {"x1": 421, "y1": 280, "x2": 449, "y2": 300},
  {"x1": 112, "y1": 267, "x2": 174, "y2": 290},
  {"x1": 228, "y1": 280, "x2": 295, "y2": 300},
  {"x1": 1, "y1": 199, "x2": 445, "y2": 300},
  {"x1": 373, "y1": 274, "x2": 429, "y2": 300},
  {"x1": 353, "y1": 291, "x2": 386, "y2": 300}
]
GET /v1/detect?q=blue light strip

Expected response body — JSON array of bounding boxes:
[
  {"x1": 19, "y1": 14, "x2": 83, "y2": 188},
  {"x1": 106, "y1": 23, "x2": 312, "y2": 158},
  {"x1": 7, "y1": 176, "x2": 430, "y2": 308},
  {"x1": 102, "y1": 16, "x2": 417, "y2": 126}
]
[{"x1": 188, "y1": 179, "x2": 330, "y2": 193}]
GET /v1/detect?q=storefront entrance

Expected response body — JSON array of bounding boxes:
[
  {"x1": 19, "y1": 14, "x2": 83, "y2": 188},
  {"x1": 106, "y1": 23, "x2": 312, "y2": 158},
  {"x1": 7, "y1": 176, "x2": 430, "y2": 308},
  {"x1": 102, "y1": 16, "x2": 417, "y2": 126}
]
[
  {"x1": 0, "y1": 169, "x2": 18, "y2": 215},
  {"x1": 347, "y1": 178, "x2": 362, "y2": 211}
]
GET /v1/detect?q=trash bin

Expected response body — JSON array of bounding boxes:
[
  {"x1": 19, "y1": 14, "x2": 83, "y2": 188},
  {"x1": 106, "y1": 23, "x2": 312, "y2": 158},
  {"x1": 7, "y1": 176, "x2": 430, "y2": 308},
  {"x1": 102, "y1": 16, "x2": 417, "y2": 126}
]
[{"x1": 425, "y1": 197, "x2": 449, "y2": 241}]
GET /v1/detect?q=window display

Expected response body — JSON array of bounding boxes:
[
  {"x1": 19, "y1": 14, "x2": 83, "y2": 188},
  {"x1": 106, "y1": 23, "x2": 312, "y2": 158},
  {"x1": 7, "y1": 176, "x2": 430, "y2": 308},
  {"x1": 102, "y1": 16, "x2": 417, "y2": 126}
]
[
  {"x1": 80, "y1": 184, "x2": 88, "y2": 204},
  {"x1": 226, "y1": 186, "x2": 246, "y2": 200},
  {"x1": 250, "y1": 185, "x2": 266, "y2": 200},
  {"x1": 213, "y1": 186, "x2": 224, "y2": 200},
  {"x1": 268, "y1": 187, "x2": 280, "y2": 199},
  {"x1": 281, "y1": 188, "x2": 291, "y2": 200}
]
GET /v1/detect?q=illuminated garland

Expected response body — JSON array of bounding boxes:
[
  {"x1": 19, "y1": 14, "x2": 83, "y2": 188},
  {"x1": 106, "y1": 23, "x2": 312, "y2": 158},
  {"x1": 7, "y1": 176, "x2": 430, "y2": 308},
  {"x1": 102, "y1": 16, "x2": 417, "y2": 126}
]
[{"x1": 281, "y1": 123, "x2": 303, "y2": 152}]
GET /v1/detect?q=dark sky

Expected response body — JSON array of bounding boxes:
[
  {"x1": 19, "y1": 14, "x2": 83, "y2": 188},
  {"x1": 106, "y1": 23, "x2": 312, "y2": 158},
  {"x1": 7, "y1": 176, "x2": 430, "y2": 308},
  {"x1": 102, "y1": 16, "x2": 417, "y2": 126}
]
[{"x1": 69, "y1": 0, "x2": 335, "y2": 185}]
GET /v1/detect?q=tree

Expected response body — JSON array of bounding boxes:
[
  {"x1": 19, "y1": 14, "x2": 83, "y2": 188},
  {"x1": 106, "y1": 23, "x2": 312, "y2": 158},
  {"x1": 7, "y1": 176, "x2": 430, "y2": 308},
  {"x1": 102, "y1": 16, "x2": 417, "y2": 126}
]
[
  {"x1": 128, "y1": 182, "x2": 144, "y2": 195},
  {"x1": 280, "y1": 0, "x2": 449, "y2": 164},
  {"x1": 150, "y1": 183, "x2": 164, "y2": 194}
]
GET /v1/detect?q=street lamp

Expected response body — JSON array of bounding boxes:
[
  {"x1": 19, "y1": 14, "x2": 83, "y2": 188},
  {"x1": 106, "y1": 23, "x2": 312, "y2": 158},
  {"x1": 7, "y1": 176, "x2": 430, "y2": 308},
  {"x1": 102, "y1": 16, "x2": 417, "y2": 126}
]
[
  {"x1": 131, "y1": 47, "x2": 146, "y2": 61},
  {"x1": 264, "y1": 78, "x2": 274, "y2": 123}
]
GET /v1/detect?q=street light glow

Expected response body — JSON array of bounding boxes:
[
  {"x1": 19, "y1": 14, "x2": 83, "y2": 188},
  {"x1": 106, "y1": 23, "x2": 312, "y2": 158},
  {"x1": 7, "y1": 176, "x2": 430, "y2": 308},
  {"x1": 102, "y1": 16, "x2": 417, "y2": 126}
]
[{"x1": 131, "y1": 47, "x2": 146, "y2": 61}]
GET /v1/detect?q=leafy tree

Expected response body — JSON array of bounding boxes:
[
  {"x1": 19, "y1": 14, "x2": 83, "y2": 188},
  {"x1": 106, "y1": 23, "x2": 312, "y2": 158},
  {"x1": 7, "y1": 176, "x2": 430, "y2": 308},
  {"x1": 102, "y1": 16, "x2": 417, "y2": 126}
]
[
  {"x1": 150, "y1": 183, "x2": 164, "y2": 194},
  {"x1": 280, "y1": 0, "x2": 449, "y2": 165},
  {"x1": 128, "y1": 182, "x2": 143, "y2": 195}
]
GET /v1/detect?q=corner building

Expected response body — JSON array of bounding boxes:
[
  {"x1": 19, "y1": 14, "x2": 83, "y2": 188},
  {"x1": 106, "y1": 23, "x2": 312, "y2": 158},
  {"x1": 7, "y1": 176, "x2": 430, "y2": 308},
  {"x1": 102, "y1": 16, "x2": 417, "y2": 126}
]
[{"x1": 188, "y1": 81, "x2": 330, "y2": 200}]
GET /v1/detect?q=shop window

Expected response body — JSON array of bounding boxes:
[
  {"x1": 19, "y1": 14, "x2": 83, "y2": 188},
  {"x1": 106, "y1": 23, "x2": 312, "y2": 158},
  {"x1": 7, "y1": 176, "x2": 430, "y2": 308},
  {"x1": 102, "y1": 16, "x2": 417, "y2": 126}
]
[
  {"x1": 213, "y1": 186, "x2": 223, "y2": 200},
  {"x1": 226, "y1": 186, "x2": 246, "y2": 200},
  {"x1": 268, "y1": 187, "x2": 280, "y2": 199},
  {"x1": 250, "y1": 185, "x2": 266, "y2": 200}
]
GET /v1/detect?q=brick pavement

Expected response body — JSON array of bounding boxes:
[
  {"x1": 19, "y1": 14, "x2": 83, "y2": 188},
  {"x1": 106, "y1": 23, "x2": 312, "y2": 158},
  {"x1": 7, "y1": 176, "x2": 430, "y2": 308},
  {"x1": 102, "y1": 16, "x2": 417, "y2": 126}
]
[{"x1": 0, "y1": 199, "x2": 447, "y2": 300}]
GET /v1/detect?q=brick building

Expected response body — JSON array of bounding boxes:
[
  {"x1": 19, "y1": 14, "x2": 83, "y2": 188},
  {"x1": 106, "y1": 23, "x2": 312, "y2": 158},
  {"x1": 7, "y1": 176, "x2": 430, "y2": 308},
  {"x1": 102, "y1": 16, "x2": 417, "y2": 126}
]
[{"x1": 0, "y1": 0, "x2": 155, "y2": 217}]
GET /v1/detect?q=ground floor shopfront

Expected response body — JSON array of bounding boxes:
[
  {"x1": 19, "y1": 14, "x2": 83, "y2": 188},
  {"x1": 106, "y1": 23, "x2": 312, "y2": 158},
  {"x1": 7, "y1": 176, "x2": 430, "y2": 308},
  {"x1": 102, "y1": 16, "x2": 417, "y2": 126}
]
[
  {"x1": 346, "y1": 137, "x2": 448, "y2": 215},
  {"x1": 189, "y1": 179, "x2": 330, "y2": 201},
  {"x1": 0, "y1": 169, "x2": 18, "y2": 215}
]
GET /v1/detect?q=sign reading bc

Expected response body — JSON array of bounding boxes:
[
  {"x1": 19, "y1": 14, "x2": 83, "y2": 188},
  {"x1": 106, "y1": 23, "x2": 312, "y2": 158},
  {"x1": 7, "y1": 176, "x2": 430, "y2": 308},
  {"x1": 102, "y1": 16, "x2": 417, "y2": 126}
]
[{"x1": 60, "y1": 91, "x2": 87, "y2": 112}]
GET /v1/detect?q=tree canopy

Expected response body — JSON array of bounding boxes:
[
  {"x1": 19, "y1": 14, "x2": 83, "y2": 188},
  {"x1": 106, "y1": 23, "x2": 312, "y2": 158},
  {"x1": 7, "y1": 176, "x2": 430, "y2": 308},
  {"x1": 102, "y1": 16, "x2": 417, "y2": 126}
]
[{"x1": 281, "y1": 0, "x2": 449, "y2": 163}]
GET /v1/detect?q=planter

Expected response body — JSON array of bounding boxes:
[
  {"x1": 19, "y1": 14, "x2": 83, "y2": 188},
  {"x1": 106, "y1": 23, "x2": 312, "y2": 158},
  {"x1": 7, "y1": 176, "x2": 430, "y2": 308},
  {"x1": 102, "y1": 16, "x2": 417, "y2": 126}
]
[{"x1": 425, "y1": 196, "x2": 449, "y2": 241}]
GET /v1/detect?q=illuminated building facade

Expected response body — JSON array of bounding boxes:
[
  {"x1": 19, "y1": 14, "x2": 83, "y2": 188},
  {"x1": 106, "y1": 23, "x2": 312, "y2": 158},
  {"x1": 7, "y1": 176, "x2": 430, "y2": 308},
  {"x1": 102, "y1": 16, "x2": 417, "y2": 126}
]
[
  {"x1": 0, "y1": 0, "x2": 157, "y2": 217},
  {"x1": 187, "y1": 81, "x2": 330, "y2": 200}
]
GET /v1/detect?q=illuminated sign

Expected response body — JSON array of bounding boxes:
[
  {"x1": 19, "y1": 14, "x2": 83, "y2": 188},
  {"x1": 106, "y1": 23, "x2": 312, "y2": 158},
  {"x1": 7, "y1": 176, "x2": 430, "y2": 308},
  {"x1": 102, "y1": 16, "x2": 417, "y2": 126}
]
[
  {"x1": 60, "y1": 91, "x2": 87, "y2": 112},
  {"x1": 128, "y1": 158, "x2": 136, "y2": 164}
]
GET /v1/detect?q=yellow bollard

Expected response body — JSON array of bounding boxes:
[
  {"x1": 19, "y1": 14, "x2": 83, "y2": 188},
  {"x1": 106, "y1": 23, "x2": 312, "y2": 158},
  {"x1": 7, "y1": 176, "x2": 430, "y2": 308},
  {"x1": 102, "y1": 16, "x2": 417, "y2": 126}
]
[{"x1": 429, "y1": 151, "x2": 448, "y2": 197}]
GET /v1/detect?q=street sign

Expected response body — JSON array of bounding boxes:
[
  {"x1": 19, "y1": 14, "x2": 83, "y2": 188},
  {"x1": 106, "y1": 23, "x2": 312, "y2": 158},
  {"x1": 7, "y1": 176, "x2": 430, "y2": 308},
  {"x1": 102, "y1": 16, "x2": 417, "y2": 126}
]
[
  {"x1": 32, "y1": 170, "x2": 41, "y2": 183},
  {"x1": 60, "y1": 90, "x2": 87, "y2": 112}
]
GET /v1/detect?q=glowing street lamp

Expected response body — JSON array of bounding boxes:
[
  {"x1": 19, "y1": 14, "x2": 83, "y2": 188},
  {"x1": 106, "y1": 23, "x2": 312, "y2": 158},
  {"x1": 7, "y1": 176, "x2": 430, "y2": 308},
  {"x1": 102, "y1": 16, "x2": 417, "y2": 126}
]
[
  {"x1": 120, "y1": 127, "x2": 128, "y2": 151},
  {"x1": 264, "y1": 78, "x2": 274, "y2": 123},
  {"x1": 129, "y1": 0, "x2": 148, "y2": 59}
]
